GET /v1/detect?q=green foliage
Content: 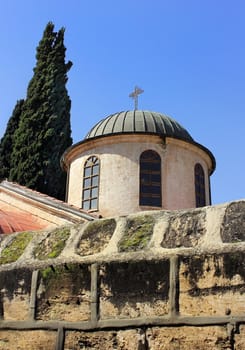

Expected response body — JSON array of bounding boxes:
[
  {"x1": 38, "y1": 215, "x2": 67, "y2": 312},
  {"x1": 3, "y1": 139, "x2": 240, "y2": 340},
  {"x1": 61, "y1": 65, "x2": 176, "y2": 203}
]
[
  {"x1": 40, "y1": 266, "x2": 54, "y2": 280},
  {"x1": 1, "y1": 22, "x2": 72, "y2": 199},
  {"x1": 119, "y1": 215, "x2": 154, "y2": 252},
  {"x1": 39, "y1": 264, "x2": 90, "y2": 294},
  {"x1": 0, "y1": 99, "x2": 24, "y2": 180},
  {"x1": 40, "y1": 263, "x2": 76, "y2": 280},
  {"x1": 39, "y1": 265, "x2": 65, "y2": 291},
  {"x1": 34, "y1": 227, "x2": 70, "y2": 260},
  {"x1": 0, "y1": 232, "x2": 33, "y2": 264}
]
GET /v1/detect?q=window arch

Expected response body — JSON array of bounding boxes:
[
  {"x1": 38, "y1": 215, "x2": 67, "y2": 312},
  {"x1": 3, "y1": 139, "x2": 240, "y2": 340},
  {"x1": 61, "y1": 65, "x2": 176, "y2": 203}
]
[
  {"x1": 82, "y1": 156, "x2": 100, "y2": 210},
  {"x1": 195, "y1": 163, "x2": 206, "y2": 207},
  {"x1": 140, "y1": 150, "x2": 162, "y2": 207}
]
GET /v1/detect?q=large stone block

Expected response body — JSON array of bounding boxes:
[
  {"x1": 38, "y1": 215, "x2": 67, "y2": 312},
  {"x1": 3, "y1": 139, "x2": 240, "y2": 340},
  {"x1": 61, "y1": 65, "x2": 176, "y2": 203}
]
[
  {"x1": 161, "y1": 209, "x2": 206, "y2": 248},
  {"x1": 0, "y1": 269, "x2": 32, "y2": 321},
  {"x1": 64, "y1": 329, "x2": 140, "y2": 350},
  {"x1": 36, "y1": 264, "x2": 91, "y2": 321},
  {"x1": 100, "y1": 260, "x2": 169, "y2": 319},
  {"x1": 0, "y1": 330, "x2": 57, "y2": 350},
  {"x1": 221, "y1": 202, "x2": 245, "y2": 243},
  {"x1": 179, "y1": 253, "x2": 245, "y2": 316},
  {"x1": 77, "y1": 219, "x2": 116, "y2": 255},
  {"x1": 146, "y1": 326, "x2": 230, "y2": 349}
]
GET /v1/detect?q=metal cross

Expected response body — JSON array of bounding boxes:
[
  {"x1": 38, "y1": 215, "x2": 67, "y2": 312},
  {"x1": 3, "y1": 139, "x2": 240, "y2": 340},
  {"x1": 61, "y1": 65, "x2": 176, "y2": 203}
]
[{"x1": 129, "y1": 86, "x2": 144, "y2": 110}]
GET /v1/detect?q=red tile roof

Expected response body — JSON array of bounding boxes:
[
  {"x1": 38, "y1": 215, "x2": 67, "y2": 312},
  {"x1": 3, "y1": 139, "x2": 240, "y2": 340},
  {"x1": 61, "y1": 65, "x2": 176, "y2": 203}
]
[
  {"x1": 0, "y1": 209, "x2": 46, "y2": 234},
  {"x1": 0, "y1": 180, "x2": 97, "y2": 234}
]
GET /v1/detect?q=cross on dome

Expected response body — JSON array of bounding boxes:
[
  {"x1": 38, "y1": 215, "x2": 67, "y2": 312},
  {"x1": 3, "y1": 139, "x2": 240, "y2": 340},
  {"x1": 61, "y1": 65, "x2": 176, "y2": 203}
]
[{"x1": 129, "y1": 86, "x2": 144, "y2": 110}]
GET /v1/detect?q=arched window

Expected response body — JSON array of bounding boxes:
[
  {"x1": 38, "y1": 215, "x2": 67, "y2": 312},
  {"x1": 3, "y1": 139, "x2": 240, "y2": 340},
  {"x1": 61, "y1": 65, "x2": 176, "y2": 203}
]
[
  {"x1": 195, "y1": 163, "x2": 206, "y2": 207},
  {"x1": 140, "y1": 150, "x2": 161, "y2": 207},
  {"x1": 82, "y1": 156, "x2": 100, "y2": 210}
]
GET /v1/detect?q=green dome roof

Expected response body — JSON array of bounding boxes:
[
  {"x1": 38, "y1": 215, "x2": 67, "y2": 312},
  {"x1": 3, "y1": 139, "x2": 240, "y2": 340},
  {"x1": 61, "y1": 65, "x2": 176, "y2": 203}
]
[{"x1": 85, "y1": 110, "x2": 193, "y2": 142}]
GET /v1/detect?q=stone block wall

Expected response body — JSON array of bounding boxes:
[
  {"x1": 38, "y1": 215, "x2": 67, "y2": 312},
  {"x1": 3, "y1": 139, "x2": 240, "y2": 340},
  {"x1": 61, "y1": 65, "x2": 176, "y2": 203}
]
[{"x1": 0, "y1": 201, "x2": 244, "y2": 349}]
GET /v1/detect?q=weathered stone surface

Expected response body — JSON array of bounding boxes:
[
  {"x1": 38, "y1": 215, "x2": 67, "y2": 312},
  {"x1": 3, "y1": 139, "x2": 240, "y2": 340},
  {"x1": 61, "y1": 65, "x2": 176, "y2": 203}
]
[
  {"x1": 36, "y1": 264, "x2": 91, "y2": 321},
  {"x1": 146, "y1": 326, "x2": 230, "y2": 349},
  {"x1": 221, "y1": 202, "x2": 245, "y2": 242},
  {"x1": 0, "y1": 269, "x2": 32, "y2": 321},
  {"x1": 161, "y1": 209, "x2": 206, "y2": 248},
  {"x1": 33, "y1": 227, "x2": 70, "y2": 260},
  {"x1": 100, "y1": 260, "x2": 169, "y2": 319},
  {"x1": 235, "y1": 325, "x2": 245, "y2": 350},
  {"x1": 0, "y1": 232, "x2": 33, "y2": 264},
  {"x1": 77, "y1": 218, "x2": 116, "y2": 256},
  {"x1": 0, "y1": 330, "x2": 56, "y2": 349},
  {"x1": 0, "y1": 201, "x2": 244, "y2": 349},
  {"x1": 179, "y1": 254, "x2": 245, "y2": 316},
  {"x1": 64, "y1": 329, "x2": 140, "y2": 350},
  {"x1": 119, "y1": 215, "x2": 154, "y2": 252}
]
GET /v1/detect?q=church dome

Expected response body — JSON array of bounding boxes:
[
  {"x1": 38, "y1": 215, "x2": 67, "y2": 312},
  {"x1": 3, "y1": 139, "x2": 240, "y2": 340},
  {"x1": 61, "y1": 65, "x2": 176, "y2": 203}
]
[{"x1": 85, "y1": 110, "x2": 194, "y2": 142}]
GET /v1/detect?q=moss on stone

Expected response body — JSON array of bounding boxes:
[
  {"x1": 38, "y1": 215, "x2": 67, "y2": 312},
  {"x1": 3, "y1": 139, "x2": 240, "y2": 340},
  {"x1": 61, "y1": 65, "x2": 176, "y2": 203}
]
[
  {"x1": 0, "y1": 232, "x2": 33, "y2": 264},
  {"x1": 40, "y1": 264, "x2": 78, "y2": 280},
  {"x1": 83, "y1": 219, "x2": 116, "y2": 239},
  {"x1": 78, "y1": 219, "x2": 116, "y2": 256},
  {"x1": 39, "y1": 264, "x2": 91, "y2": 294},
  {"x1": 34, "y1": 227, "x2": 70, "y2": 260},
  {"x1": 119, "y1": 215, "x2": 154, "y2": 252}
]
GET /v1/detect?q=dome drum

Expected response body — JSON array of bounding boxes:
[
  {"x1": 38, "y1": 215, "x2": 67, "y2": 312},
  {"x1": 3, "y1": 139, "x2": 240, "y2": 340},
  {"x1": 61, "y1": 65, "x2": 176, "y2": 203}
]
[{"x1": 63, "y1": 110, "x2": 215, "y2": 217}]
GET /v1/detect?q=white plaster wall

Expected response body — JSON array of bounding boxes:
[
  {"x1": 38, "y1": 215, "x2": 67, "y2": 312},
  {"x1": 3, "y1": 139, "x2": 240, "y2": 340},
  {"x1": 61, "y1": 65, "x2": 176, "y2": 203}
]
[
  {"x1": 164, "y1": 139, "x2": 211, "y2": 210},
  {"x1": 66, "y1": 135, "x2": 213, "y2": 217}
]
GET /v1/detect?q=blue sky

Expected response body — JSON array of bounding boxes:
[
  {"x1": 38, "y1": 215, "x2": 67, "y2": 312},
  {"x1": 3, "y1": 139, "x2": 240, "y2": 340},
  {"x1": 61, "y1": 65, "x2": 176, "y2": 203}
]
[{"x1": 0, "y1": 0, "x2": 244, "y2": 205}]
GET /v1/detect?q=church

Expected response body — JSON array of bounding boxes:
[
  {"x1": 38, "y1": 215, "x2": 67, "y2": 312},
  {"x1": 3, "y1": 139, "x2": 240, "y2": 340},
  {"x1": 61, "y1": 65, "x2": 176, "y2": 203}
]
[
  {"x1": 1, "y1": 99, "x2": 245, "y2": 349},
  {"x1": 0, "y1": 105, "x2": 215, "y2": 232}
]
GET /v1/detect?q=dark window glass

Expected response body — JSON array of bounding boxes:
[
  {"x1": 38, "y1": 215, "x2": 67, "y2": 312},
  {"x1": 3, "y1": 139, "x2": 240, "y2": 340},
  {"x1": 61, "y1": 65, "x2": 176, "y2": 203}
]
[
  {"x1": 82, "y1": 156, "x2": 100, "y2": 210},
  {"x1": 140, "y1": 150, "x2": 161, "y2": 207},
  {"x1": 150, "y1": 196, "x2": 161, "y2": 206},
  {"x1": 151, "y1": 174, "x2": 161, "y2": 182},
  {"x1": 195, "y1": 163, "x2": 206, "y2": 207},
  {"x1": 151, "y1": 185, "x2": 161, "y2": 194}
]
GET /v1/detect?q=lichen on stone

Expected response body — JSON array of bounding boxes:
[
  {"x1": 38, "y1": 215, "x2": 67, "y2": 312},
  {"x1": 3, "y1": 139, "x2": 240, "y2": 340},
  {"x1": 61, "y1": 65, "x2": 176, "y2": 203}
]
[
  {"x1": 118, "y1": 215, "x2": 154, "y2": 252},
  {"x1": 77, "y1": 218, "x2": 116, "y2": 256},
  {"x1": 37, "y1": 264, "x2": 91, "y2": 321},
  {"x1": 221, "y1": 202, "x2": 245, "y2": 243},
  {"x1": 0, "y1": 231, "x2": 33, "y2": 265},
  {"x1": 223, "y1": 252, "x2": 245, "y2": 280},
  {"x1": 162, "y1": 210, "x2": 205, "y2": 248},
  {"x1": 34, "y1": 227, "x2": 70, "y2": 260}
]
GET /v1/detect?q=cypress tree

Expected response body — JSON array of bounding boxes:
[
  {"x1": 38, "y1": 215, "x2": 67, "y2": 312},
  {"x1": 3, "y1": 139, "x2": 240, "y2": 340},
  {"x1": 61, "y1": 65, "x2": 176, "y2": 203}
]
[
  {"x1": 9, "y1": 22, "x2": 72, "y2": 200},
  {"x1": 0, "y1": 99, "x2": 24, "y2": 180}
]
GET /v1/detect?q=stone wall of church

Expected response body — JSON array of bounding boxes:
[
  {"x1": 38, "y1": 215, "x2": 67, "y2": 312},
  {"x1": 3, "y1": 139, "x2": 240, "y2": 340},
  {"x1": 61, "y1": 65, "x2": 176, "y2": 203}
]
[
  {"x1": 0, "y1": 201, "x2": 244, "y2": 349},
  {"x1": 67, "y1": 134, "x2": 212, "y2": 217}
]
